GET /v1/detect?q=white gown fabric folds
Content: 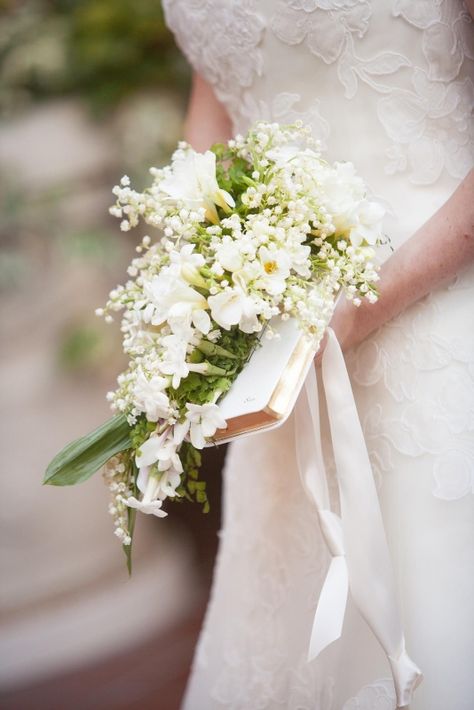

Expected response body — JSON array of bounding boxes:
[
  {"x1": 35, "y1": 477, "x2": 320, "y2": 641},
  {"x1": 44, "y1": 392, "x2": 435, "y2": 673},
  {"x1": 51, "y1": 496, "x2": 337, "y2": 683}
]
[{"x1": 162, "y1": 1, "x2": 474, "y2": 708}]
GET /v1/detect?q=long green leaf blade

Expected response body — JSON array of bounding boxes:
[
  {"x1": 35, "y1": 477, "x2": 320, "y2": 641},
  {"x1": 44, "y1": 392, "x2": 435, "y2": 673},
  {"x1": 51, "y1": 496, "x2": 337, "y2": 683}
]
[{"x1": 44, "y1": 414, "x2": 132, "y2": 486}]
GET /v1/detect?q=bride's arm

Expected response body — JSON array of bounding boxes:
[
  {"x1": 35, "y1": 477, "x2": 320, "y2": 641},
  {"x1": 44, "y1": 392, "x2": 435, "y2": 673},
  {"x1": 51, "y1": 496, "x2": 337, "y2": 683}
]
[
  {"x1": 327, "y1": 169, "x2": 474, "y2": 353},
  {"x1": 183, "y1": 73, "x2": 233, "y2": 150}
]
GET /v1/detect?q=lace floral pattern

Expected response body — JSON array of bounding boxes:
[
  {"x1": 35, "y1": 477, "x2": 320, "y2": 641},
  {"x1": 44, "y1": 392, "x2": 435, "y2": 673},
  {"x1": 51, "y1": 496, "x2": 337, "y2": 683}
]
[
  {"x1": 270, "y1": 0, "x2": 474, "y2": 183},
  {"x1": 347, "y1": 273, "x2": 474, "y2": 502},
  {"x1": 342, "y1": 678, "x2": 396, "y2": 710},
  {"x1": 162, "y1": 0, "x2": 265, "y2": 117},
  {"x1": 271, "y1": 1, "x2": 411, "y2": 100}
]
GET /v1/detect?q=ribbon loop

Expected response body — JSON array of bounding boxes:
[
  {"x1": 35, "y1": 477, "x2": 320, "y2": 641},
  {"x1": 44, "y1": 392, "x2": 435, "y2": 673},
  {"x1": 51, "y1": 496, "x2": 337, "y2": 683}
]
[
  {"x1": 389, "y1": 646, "x2": 425, "y2": 708},
  {"x1": 295, "y1": 327, "x2": 422, "y2": 707}
]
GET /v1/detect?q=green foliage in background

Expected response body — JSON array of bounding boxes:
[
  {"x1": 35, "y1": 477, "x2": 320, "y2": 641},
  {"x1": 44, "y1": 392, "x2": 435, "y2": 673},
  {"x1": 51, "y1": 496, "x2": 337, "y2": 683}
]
[{"x1": 0, "y1": 0, "x2": 189, "y2": 115}]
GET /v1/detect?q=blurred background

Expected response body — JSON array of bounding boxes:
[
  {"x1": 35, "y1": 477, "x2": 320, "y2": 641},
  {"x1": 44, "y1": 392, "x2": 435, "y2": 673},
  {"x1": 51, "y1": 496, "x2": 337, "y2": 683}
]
[{"x1": 0, "y1": 2, "x2": 225, "y2": 707}]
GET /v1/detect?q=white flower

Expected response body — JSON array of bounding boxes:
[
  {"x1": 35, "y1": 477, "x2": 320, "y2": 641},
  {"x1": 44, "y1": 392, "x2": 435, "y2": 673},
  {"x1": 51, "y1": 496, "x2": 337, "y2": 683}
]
[
  {"x1": 238, "y1": 296, "x2": 263, "y2": 333},
  {"x1": 154, "y1": 435, "x2": 184, "y2": 474},
  {"x1": 160, "y1": 150, "x2": 235, "y2": 223},
  {"x1": 159, "y1": 361, "x2": 188, "y2": 391},
  {"x1": 207, "y1": 287, "x2": 246, "y2": 329},
  {"x1": 126, "y1": 457, "x2": 170, "y2": 518},
  {"x1": 169, "y1": 243, "x2": 205, "y2": 271},
  {"x1": 133, "y1": 430, "x2": 182, "y2": 506},
  {"x1": 208, "y1": 287, "x2": 262, "y2": 332},
  {"x1": 137, "y1": 461, "x2": 181, "y2": 501},
  {"x1": 158, "y1": 323, "x2": 198, "y2": 389},
  {"x1": 183, "y1": 403, "x2": 227, "y2": 449},
  {"x1": 126, "y1": 496, "x2": 167, "y2": 517},
  {"x1": 348, "y1": 200, "x2": 385, "y2": 246},
  {"x1": 214, "y1": 238, "x2": 243, "y2": 272},
  {"x1": 170, "y1": 244, "x2": 209, "y2": 290},
  {"x1": 147, "y1": 275, "x2": 210, "y2": 333},
  {"x1": 133, "y1": 371, "x2": 170, "y2": 422},
  {"x1": 135, "y1": 429, "x2": 169, "y2": 468},
  {"x1": 320, "y1": 162, "x2": 364, "y2": 217},
  {"x1": 258, "y1": 246, "x2": 291, "y2": 295}
]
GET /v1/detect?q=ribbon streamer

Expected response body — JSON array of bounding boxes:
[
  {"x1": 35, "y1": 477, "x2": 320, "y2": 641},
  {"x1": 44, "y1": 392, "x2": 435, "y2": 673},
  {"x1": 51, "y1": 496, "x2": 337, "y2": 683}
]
[{"x1": 295, "y1": 327, "x2": 423, "y2": 708}]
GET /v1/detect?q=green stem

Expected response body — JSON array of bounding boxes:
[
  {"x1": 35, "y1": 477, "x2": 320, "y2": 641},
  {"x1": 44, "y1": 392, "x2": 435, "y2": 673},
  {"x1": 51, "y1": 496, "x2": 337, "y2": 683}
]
[
  {"x1": 196, "y1": 340, "x2": 238, "y2": 359},
  {"x1": 187, "y1": 362, "x2": 228, "y2": 376}
]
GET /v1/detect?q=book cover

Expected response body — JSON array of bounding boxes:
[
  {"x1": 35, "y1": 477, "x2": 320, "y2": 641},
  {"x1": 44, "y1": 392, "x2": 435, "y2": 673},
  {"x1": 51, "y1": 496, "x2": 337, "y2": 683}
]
[{"x1": 211, "y1": 317, "x2": 317, "y2": 444}]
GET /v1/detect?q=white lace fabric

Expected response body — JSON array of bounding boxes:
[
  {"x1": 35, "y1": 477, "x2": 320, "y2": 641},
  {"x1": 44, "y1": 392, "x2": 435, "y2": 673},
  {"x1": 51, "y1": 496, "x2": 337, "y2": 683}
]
[{"x1": 162, "y1": 1, "x2": 474, "y2": 708}]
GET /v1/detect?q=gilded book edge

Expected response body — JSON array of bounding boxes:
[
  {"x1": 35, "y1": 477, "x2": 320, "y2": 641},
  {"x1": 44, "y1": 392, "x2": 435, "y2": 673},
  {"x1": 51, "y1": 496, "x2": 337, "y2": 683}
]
[{"x1": 212, "y1": 332, "x2": 316, "y2": 442}]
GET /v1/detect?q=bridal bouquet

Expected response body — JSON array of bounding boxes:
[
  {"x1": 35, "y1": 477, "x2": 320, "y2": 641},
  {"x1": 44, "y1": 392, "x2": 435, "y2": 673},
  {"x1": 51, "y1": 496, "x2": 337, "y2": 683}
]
[{"x1": 44, "y1": 121, "x2": 384, "y2": 572}]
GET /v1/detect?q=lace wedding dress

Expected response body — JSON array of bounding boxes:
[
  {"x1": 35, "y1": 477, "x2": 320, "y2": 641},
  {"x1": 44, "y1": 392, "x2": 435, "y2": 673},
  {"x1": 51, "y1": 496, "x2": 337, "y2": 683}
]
[{"x1": 162, "y1": 2, "x2": 474, "y2": 708}]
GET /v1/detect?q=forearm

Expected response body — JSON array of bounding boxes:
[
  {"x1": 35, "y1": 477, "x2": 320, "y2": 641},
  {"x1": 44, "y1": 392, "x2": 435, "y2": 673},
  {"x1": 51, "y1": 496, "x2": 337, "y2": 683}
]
[
  {"x1": 184, "y1": 73, "x2": 233, "y2": 151},
  {"x1": 333, "y1": 169, "x2": 474, "y2": 351}
]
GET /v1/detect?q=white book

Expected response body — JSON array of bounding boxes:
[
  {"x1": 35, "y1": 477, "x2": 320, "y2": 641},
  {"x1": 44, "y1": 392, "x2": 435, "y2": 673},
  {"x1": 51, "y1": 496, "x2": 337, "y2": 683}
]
[{"x1": 210, "y1": 316, "x2": 317, "y2": 444}]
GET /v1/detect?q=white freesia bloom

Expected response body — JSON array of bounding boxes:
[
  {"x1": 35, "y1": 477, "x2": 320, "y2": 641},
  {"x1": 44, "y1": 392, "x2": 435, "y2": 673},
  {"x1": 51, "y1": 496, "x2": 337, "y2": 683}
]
[
  {"x1": 349, "y1": 200, "x2": 385, "y2": 246},
  {"x1": 160, "y1": 150, "x2": 235, "y2": 223},
  {"x1": 238, "y1": 296, "x2": 263, "y2": 333},
  {"x1": 147, "y1": 276, "x2": 210, "y2": 334},
  {"x1": 319, "y1": 161, "x2": 384, "y2": 245},
  {"x1": 133, "y1": 371, "x2": 170, "y2": 422},
  {"x1": 134, "y1": 430, "x2": 182, "y2": 504},
  {"x1": 159, "y1": 468, "x2": 182, "y2": 498},
  {"x1": 135, "y1": 429, "x2": 169, "y2": 468},
  {"x1": 184, "y1": 403, "x2": 227, "y2": 449},
  {"x1": 233, "y1": 259, "x2": 263, "y2": 288},
  {"x1": 159, "y1": 336, "x2": 190, "y2": 389},
  {"x1": 154, "y1": 435, "x2": 184, "y2": 474},
  {"x1": 126, "y1": 464, "x2": 169, "y2": 518},
  {"x1": 215, "y1": 238, "x2": 243, "y2": 272},
  {"x1": 126, "y1": 496, "x2": 167, "y2": 517},
  {"x1": 208, "y1": 287, "x2": 262, "y2": 332},
  {"x1": 258, "y1": 246, "x2": 291, "y2": 295},
  {"x1": 169, "y1": 243, "x2": 205, "y2": 271},
  {"x1": 137, "y1": 461, "x2": 181, "y2": 501},
  {"x1": 207, "y1": 288, "x2": 246, "y2": 329},
  {"x1": 171, "y1": 244, "x2": 208, "y2": 290}
]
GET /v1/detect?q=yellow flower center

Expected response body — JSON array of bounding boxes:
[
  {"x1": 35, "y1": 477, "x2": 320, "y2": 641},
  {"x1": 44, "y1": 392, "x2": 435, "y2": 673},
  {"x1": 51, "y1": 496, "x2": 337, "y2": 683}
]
[{"x1": 264, "y1": 260, "x2": 278, "y2": 274}]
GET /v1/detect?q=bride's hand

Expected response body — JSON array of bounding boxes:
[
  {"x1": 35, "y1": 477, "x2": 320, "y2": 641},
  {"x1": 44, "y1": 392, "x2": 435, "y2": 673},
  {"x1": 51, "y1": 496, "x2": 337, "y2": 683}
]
[{"x1": 315, "y1": 169, "x2": 474, "y2": 366}]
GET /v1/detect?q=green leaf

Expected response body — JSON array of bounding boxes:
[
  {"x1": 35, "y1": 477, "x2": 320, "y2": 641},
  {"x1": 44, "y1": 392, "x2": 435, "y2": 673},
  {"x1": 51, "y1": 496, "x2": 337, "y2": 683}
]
[{"x1": 43, "y1": 414, "x2": 132, "y2": 486}]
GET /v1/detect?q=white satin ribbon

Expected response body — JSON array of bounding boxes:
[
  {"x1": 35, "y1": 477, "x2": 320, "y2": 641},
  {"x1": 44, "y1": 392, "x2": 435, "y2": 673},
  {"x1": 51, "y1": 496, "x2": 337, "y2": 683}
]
[{"x1": 295, "y1": 327, "x2": 423, "y2": 708}]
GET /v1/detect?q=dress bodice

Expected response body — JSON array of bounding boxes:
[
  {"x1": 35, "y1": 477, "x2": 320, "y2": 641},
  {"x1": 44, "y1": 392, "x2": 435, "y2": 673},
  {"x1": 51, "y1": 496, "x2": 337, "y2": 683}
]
[{"x1": 162, "y1": 0, "x2": 473, "y2": 248}]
